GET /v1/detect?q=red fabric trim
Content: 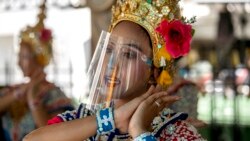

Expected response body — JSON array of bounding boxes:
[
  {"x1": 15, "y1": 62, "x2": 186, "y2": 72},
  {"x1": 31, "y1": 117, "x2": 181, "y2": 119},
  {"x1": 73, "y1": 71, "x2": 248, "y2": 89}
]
[
  {"x1": 159, "y1": 121, "x2": 203, "y2": 140},
  {"x1": 47, "y1": 116, "x2": 63, "y2": 125}
]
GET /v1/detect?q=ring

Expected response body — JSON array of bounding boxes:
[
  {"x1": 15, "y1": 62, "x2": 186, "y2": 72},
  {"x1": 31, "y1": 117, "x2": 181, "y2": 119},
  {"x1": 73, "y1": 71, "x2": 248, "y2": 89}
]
[{"x1": 155, "y1": 100, "x2": 161, "y2": 107}]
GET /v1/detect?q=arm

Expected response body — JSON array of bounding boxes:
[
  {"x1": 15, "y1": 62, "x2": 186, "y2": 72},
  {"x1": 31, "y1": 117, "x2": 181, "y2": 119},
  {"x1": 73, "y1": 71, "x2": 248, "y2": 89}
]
[
  {"x1": 29, "y1": 100, "x2": 72, "y2": 128},
  {"x1": 27, "y1": 90, "x2": 73, "y2": 127},
  {"x1": 23, "y1": 115, "x2": 97, "y2": 141},
  {"x1": 26, "y1": 85, "x2": 52, "y2": 127},
  {"x1": 23, "y1": 85, "x2": 170, "y2": 141},
  {"x1": 29, "y1": 103, "x2": 51, "y2": 127},
  {"x1": 0, "y1": 85, "x2": 27, "y2": 114},
  {"x1": 0, "y1": 88, "x2": 16, "y2": 114},
  {"x1": 23, "y1": 86, "x2": 157, "y2": 141}
]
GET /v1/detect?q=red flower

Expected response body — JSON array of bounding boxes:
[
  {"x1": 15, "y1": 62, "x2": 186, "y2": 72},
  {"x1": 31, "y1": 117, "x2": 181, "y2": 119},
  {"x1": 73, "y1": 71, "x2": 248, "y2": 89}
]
[
  {"x1": 156, "y1": 20, "x2": 192, "y2": 58},
  {"x1": 40, "y1": 28, "x2": 52, "y2": 42}
]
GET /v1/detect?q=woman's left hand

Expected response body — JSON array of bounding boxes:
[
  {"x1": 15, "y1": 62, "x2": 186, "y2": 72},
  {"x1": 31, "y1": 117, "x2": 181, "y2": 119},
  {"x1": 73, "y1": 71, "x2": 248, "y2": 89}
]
[{"x1": 128, "y1": 89, "x2": 181, "y2": 138}]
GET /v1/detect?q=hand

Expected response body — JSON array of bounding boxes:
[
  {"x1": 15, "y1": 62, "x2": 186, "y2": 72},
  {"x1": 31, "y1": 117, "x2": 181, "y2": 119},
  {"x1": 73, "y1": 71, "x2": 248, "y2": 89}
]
[
  {"x1": 128, "y1": 87, "x2": 181, "y2": 138},
  {"x1": 11, "y1": 84, "x2": 29, "y2": 99},
  {"x1": 26, "y1": 71, "x2": 46, "y2": 110},
  {"x1": 26, "y1": 71, "x2": 46, "y2": 101},
  {"x1": 114, "y1": 85, "x2": 156, "y2": 133},
  {"x1": 0, "y1": 87, "x2": 11, "y2": 95}
]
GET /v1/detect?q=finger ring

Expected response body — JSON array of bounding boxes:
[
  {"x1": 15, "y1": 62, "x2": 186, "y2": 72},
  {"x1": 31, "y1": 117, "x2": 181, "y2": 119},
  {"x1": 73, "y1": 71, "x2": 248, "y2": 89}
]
[{"x1": 155, "y1": 101, "x2": 161, "y2": 107}]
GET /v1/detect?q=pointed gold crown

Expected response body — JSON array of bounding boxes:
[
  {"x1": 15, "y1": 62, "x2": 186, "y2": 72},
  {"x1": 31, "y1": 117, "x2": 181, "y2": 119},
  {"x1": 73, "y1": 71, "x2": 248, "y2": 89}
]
[
  {"x1": 20, "y1": 0, "x2": 53, "y2": 67},
  {"x1": 110, "y1": 0, "x2": 195, "y2": 87}
]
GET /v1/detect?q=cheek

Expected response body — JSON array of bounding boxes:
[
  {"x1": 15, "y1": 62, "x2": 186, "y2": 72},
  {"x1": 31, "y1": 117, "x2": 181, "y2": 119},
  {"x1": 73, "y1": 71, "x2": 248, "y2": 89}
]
[
  {"x1": 139, "y1": 66, "x2": 151, "y2": 82},
  {"x1": 20, "y1": 58, "x2": 37, "y2": 73},
  {"x1": 127, "y1": 64, "x2": 151, "y2": 84},
  {"x1": 19, "y1": 59, "x2": 30, "y2": 70}
]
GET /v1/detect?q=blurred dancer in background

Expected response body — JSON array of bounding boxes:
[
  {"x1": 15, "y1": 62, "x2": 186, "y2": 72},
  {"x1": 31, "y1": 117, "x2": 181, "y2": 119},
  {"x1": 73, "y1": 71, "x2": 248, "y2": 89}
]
[{"x1": 0, "y1": 1, "x2": 73, "y2": 141}]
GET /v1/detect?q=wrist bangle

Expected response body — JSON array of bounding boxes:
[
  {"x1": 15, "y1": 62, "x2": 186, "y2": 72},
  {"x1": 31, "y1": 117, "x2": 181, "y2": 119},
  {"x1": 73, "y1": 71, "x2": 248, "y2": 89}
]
[
  {"x1": 96, "y1": 107, "x2": 115, "y2": 134},
  {"x1": 134, "y1": 132, "x2": 156, "y2": 141}
]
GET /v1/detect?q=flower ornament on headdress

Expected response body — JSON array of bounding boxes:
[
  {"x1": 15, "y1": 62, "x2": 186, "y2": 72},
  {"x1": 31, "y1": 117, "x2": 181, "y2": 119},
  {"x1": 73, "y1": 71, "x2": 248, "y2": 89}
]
[
  {"x1": 20, "y1": 0, "x2": 53, "y2": 67},
  {"x1": 110, "y1": 0, "x2": 196, "y2": 88},
  {"x1": 156, "y1": 19, "x2": 193, "y2": 58}
]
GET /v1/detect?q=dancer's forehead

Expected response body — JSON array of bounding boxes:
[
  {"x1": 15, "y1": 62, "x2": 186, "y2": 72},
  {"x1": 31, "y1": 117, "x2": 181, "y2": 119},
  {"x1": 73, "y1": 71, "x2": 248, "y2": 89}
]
[{"x1": 111, "y1": 21, "x2": 152, "y2": 58}]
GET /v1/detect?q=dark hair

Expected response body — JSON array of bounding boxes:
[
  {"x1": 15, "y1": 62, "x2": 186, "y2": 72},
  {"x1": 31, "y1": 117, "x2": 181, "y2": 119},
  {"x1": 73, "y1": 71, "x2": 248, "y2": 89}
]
[
  {"x1": 138, "y1": 26, "x2": 152, "y2": 48},
  {"x1": 136, "y1": 25, "x2": 160, "y2": 86}
]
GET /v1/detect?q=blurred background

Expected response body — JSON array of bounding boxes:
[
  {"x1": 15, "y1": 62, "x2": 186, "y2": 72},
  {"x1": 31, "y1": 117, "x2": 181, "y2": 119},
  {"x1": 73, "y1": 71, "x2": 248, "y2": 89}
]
[{"x1": 0, "y1": 0, "x2": 250, "y2": 140}]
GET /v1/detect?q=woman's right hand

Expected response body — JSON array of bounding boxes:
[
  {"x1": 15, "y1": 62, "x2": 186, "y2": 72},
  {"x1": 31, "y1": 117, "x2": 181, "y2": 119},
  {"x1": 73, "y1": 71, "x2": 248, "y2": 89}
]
[
  {"x1": 128, "y1": 88, "x2": 181, "y2": 138},
  {"x1": 114, "y1": 85, "x2": 156, "y2": 133}
]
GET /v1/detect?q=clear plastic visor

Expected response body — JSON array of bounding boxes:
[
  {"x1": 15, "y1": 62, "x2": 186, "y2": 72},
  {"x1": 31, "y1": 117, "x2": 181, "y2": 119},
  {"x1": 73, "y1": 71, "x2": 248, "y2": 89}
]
[{"x1": 82, "y1": 31, "x2": 152, "y2": 111}]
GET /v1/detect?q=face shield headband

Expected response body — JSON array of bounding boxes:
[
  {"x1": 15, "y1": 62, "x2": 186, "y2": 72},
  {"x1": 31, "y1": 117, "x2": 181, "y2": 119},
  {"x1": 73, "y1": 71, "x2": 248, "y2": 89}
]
[{"x1": 81, "y1": 31, "x2": 152, "y2": 112}]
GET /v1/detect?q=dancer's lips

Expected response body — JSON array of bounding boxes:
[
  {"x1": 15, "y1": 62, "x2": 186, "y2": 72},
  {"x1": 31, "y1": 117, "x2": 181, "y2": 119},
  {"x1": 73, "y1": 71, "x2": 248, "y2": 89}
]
[{"x1": 105, "y1": 76, "x2": 121, "y2": 87}]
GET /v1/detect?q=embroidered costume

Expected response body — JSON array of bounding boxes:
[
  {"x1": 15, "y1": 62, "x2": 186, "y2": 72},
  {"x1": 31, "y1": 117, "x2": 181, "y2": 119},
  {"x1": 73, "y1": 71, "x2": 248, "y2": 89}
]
[
  {"x1": 48, "y1": 104, "x2": 205, "y2": 141},
  {"x1": 48, "y1": 0, "x2": 205, "y2": 140}
]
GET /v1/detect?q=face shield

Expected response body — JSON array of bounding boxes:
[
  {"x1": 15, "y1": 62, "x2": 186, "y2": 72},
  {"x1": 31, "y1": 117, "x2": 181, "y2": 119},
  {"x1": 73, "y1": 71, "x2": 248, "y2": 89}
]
[{"x1": 82, "y1": 31, "x2": 152, "y2": 112}]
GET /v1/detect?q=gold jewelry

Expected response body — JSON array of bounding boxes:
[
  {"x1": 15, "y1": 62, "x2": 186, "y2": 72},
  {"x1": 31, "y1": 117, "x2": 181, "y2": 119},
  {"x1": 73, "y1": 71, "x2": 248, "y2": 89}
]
[{"x1": 155, "y1": 101, "x2": 161, "y2": 107}]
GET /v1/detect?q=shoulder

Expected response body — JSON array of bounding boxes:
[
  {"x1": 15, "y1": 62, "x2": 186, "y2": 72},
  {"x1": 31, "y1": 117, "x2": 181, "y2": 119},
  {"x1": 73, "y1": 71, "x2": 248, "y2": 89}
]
[
  {"x1": 42, "y1": 86, "x2": 70, "y2": 103},
  {"x1": 153, "y1": 111, "x2": 188, "y2": 137},
  {"x1": 40, "y1": 86, "x2": 74, "y2": 113},
  {"x1": 152, "y1": 109, "x2": 205, "y2": 140},
  {"x1": 159, "y1": 120, "x2": 205, "y2": 140}
]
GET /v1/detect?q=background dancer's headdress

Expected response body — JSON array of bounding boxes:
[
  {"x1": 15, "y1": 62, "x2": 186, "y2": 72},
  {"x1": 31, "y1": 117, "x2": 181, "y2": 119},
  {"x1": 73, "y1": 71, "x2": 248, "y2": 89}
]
[{"x1": 20, "y1": 0, "x2": 53, "y2": 67}]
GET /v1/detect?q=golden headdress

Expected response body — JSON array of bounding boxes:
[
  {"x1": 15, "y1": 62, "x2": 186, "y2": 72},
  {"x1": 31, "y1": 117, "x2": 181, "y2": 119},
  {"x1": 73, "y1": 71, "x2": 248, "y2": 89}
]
[
  {"x1": 20, "y1": 0, "x2": 52, "y2": 67},
  {"x1": 110, "y1": 0, "x2": 195, "y2": 88}
]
